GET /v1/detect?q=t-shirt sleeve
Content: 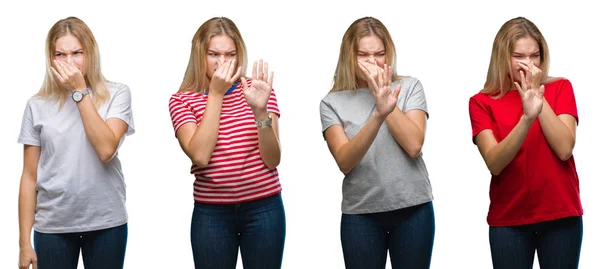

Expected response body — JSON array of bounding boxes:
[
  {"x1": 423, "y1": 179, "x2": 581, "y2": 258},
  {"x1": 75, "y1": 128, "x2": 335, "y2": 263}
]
[
  {"x1": 403, "y1": 79, "x2": 429, "y2": 118},
  {"x1": 469, "y1": 95, "x2": 493, "y2": 144},
  {"x1": 106, "y1": 85, "x2": 135, "y2": 136},
  {"x1": 267, "y1": 88, "x2": 281, "y2": 118},
  {"x1": 320, "y1": 98, "x2": 342, "y2": 134},
  {"x1": 17, "y1": 100, "x2": 41, "y2": 146},
  {"x1": 553, "y1": 79, "x2": 578, "y2": 124},
  {"x1": 169, "y1": 94, "x2": 197, "y2": 136}
]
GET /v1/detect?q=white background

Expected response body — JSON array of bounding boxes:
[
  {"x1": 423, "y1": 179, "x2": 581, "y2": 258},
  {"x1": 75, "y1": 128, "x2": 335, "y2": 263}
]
[{"x1": 1, "y1": 0, "x2": 598, "y2": 268}]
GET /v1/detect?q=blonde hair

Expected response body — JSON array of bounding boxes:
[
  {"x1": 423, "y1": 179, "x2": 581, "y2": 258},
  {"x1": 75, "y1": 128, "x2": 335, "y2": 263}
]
[
  {"x1": 482, "y1": 17, "x2": 550, "y2": 97},
  {"x1": 178, "y1": 17, "x2": 248, "y2": 93},
  {"x1": 331, "y1": 17, "x2": 402, "y2": 92},
  {"x1": 37, "y1": 16, "x2": 109, "y2": 109}
]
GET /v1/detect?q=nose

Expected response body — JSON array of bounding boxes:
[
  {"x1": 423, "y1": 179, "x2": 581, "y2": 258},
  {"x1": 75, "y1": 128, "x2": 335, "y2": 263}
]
[
  {"x1": 66, "y1": 54, "x2": 73, "y2": 64},
  {"x1": 367, "y1": 56, "x2": 376, "y2": 64}
]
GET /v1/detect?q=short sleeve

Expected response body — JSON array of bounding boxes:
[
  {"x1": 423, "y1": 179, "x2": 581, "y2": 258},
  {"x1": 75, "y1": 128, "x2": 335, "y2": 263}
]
[
  {"x1": 169, "y1": 94, "x2": 197, "y2": 136},
  {"x1": 469, "y1": 96, "x2": 493, "y2": 144},
  {"x1": 267, "y1": 88, "x2": 281, "y2": 118},
  {"x1": 553, "y1": 79, "x2": 578, "y2": 124},
  {"x1": 320, "y1": 98, "x2": 342, "y2": 134},
  {"x1": 403, "y1": 79, "x2": 429, "y2": 118},
  {"x1": 106, "y1": 85, "x2": 135, "y2": 136},
  {"x1": 17, "y1": 100, "x2": 41, "y2": 146}
]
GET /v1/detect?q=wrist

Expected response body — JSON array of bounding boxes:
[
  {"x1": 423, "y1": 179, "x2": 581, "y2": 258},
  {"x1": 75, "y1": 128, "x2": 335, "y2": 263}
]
[
  {"x1": 371, "y1": 111, "x2": 387, "y2": 122},
  {"x1": 253, "y1": 109, "x2": 269, "y2": 121},
  {"x1": 520, "y1": 115, "x2": 535, "y2": 126}
]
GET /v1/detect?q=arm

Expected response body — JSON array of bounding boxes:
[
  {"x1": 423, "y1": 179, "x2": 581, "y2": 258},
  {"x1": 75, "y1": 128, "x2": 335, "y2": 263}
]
[
  {"x1": 475, "y1": 116, "x2": 534, "y2": 176},
  {"x1": 385, "y1": 107, "x2": 427, "y2": 158},
  {"x1": 176, "y1": 93, "x2": 223, "y2": 168},
  {"x1": 255, "y1": 111, "x2": 281, "y2": 169},
  {"x1": 18, "y1": 145, "x2": 40, "y2": 269},
  {"x1": 537, "y1": 98, "x2": 577, "y2": 161},
  {"x1": 76, "y1": 95, "x2": 129, "y2": 162},
  {"x1": 325, "y1": 113, "x2": 386, "y2": 174}
]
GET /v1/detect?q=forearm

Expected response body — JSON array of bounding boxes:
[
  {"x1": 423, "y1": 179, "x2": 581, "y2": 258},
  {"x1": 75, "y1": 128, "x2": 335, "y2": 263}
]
[
  {"x1": 335, "y1": 113, "x2": 385, "y2": 174},
  {"x1": 187, "y1": 94, "x2": 223, "y2": 167},
  {"x1": 538, "y1": 99, "x2": 575, "y2": 160},
  {"x1": 385, "y1": 107, "x2": 425, "y2": 158},
  {"x1": 484, "y1": 116, "x2": 533, "y2": 175},
  {"x1": 76, "y1": 96, "x2": 120, "y2": 162},
  {"x1": 18, "y1": 177, "x2": 36, "y2": 248},
  {"x1": 256, "y1": 112, "x2": 280, "y2": 169}
]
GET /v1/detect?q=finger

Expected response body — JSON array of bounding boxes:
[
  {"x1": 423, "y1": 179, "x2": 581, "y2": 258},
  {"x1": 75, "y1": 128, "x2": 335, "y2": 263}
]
[
  {"x1": 53, "y1": 60, "x2": 67, "y2": 77},
  {"x1": 376, "y1": 68, "x2": 384, "y2": 91},
  {"x1": 538, "y1": 85, "x2": 545, "y2": 98},
  {"x1": 387, "y1": 65, "x2": 393, "y2": 87},
  {"x1": 514, "y1": 81, "x2": 524, "y2": 96},
  {"x1": 231, "y1": 66, "x2": 242, "y2": 83},
  {"x1": 263, "y1": 61, "x2": 269, "y2": 82},
  {"x1": 252, "y1": 61, "x2": 257, "y2": 80},
  {"x1": 50, "y1": 67, "x2": 64, "y2": 82},
  {"x1": 226, "y1": 59, "x2": 236, "y2": 79},
  {"x1": 240, "y1": 76, "x2": 248, "y2": 92},
  {"x1": 268, "y1": 71, "x2": 274, "y2": 88},
  {"x1": 357, "y1": 61, "x2": 370, "y2": 76},
  {"x1": 393, "y1": 84, "x2": 401, "y2": 99},
  {"x1": 257, "y1": 59, "x2": 264, "y2": 81},
  {"x1": 519, "y1": 70, "x2": 527, "y2": 90},
  {"x1": 33, "y1": 260, "x2": 38, "y2": 269}
]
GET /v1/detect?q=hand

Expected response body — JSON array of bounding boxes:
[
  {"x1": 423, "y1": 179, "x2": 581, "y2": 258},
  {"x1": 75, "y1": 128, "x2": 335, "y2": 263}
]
[
  {"x1": 50, "y1": 60, "x2": 87, "y2": 93},
  {"x1": 209, "y1": 59, "x2": 242, "y2": 96},
  {"x1": 358, "y1": 62, "x2": 401, "y2": 119},
  {"x1": 18, "y1": 246, "x2": 37, "y2": 269},
  {"x1": 241, "y1": 59, "x2": 273, "y2": 121},
  {"x1": 514, "y1": 70, "x2": 544, "y2": 122},
  {"x1": 357, "y1": 60, "x2": 383, "y2": 91},
  {"x1": 516, "y1": 60, "x2": 542, "y2": 90}
]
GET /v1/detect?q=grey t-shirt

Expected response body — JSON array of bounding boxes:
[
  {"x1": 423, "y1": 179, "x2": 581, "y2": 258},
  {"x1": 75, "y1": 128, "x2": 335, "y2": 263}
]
[
  {"x1": 320, "y1": 76, "x2": 433, "y2": 214},
  {"x1": 18, "y1": 81, "x2": 135, "y2": 233}
]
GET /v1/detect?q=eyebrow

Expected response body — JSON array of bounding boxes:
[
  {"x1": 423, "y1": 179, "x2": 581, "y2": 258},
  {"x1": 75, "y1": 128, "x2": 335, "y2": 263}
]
[
  {"x1": 357, "y1": 50, "x2": 386, "y2": 54},
  {"x1": 513, "y1": 51, "x2": 540, "y2": 55},
  {"x1": 55, "y1": 49, "x2": 83, "y2": 53},
  {"x1": 207, "y1": 50, "x2": 237, "y2": 53}
]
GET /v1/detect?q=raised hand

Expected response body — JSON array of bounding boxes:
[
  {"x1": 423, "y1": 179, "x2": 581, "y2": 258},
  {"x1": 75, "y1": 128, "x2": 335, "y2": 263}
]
[
  {"x1": 209, "y1": 59, "x2": 242, "y2": 96},
  {"x1": 358, "y1": 61, "x2": 401, "y2": 118},
  {"x1": 514, "y1": 70, "x2": 544, "y2": 121},
  {"x1": 241, "y1": 59, "x2": 273, "y2": 120},
  {"x1": 50, "y1": 60, "x2": 87, "y2": 92}
]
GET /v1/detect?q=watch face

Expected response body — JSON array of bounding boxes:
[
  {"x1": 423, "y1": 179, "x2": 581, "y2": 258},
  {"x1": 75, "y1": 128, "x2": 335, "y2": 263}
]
[{"x1": 73, "y1": 91, "x2": 83, "y2": 102}]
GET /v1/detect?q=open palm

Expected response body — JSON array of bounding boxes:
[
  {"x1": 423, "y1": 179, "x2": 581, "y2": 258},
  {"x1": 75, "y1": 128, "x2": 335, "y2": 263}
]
[
  {"x1": 358, "y1": 61, "x2": 401, "y2": 117},
  {"x1": 515, "y1": 70, "x2": 544, "y2": 121},
  {"x1": 242, "y1": 59, "x2": 273, "y2": 111}
]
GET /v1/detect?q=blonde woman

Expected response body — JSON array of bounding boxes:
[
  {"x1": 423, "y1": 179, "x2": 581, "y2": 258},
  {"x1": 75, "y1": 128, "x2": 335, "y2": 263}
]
[
  {"x1": 320, "y1": 17, "x2": 435, "y2": 269},
  {"x1": 469, "y1": 17, "x2": 583, "y2": 269},
  {"x1": 168, "y1": 17, "x2": 285, "y2": 269},
  {"x1": 17, "y1": 17, "x2": 134, "y2": 269}
]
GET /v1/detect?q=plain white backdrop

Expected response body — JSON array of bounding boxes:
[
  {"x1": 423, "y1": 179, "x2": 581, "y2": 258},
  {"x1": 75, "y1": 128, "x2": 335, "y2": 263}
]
[{"x1": 1, "y1": 0, "x2": 598, "y2": 268}]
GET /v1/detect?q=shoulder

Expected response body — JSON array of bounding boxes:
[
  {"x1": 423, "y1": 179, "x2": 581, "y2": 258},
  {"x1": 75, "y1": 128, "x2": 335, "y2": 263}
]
[
  {"x1": 469, "y1": 91, "x2": 492, "y2": 104},
  {"x1": 394, "y1": 76, "x2": 420, "y2": 88},
  {"x1": 544, "y1": 77, "x2": 572, "y2": 90},
  {"x1": 105, "y1": 81, "x2": 130, "y2": 95},
  {"x1": 25, "y1": 95, "x2": 56, "y2": 111}
]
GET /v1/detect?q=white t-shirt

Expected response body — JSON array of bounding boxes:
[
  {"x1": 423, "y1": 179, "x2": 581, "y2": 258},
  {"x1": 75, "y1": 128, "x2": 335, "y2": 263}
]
[{"x1": 18, "y1": 81, "x2": 135, "y2": 233}]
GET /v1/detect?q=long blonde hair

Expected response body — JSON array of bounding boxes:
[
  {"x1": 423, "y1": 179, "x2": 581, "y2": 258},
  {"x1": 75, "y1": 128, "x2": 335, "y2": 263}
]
[
  {"x1": 37, "y1": 16, "x2": 109, "y2": 109},
  {"x1": 331, "y1": 17, "x2": 402, "y2": 92},
  {"x1": 178, "y1": 17, "x2": 248, "y2": 93},
  {"x1": 482, "y1": 17, "x2": 550, "y2": 97}
]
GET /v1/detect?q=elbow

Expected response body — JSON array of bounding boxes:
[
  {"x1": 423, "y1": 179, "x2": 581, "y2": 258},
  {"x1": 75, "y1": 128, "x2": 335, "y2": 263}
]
[
  {"x1": 338, "y1": 163, "x2": 353, "y2": 175},
  {"x1": 191, "y1": 155, "x2": 210, "y2": 168},
  {"x1": 265, "y1": 160, "x2": 280, "y2": 170},
  {"x1": 407, "y1": 144, "x2": 423, "y2": 159},
  {"x1": 98, "y1": 149, "x2": 117, "y2": 163},
  {"x1": 558, "y1": 150, "x2": 573, "y2": 162}
]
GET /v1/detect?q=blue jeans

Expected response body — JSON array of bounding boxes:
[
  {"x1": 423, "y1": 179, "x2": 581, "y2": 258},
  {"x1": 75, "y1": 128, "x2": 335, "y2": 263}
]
[
  {"x1": 340, "y1": 201, "x2": 435, "y2": 269},
  {"x1": 191, "y1": 193, "x2": 286, "y2": 269},
  {"x1": 489, "y1": 216, "x2": 583, "y2": 269},
  {"x1": 33, "y1": 223, "x2": 128, "y2": 269}
]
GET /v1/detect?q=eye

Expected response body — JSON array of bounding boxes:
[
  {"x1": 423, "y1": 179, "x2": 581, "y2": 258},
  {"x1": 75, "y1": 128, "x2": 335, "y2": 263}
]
[
  {"x1": 74, "y1": 51, "x2": 83, "y2": 55},
  {"x1": 229, "y1": 54, "x2": 236, "y2": 57},
  {"x1": 208, "y1": 53, "x2": 217, "y2": 56},
  {"x1": 55, "y1": 53, "x2": 63, "y2": 57}
]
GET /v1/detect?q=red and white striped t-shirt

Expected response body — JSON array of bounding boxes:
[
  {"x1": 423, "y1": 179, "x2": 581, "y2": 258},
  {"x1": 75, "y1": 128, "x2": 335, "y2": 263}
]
[{"x1": 169, "y1": 79, "x2": 282, "y2": 204}]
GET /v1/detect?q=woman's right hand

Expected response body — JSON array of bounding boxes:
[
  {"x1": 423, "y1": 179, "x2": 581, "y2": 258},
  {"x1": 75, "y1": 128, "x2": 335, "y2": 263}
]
[
  {"x1": 514, "y1": 70, "x2": 544, "y2": 122},
  {"x1": 18, "y1": 246, "x2": 37, "y2": 269},
  {"x1": 208, "y1": 59, "x2": 242, "y2": 96},
  {"x1": 358, "y1": 61, "x2": 401, "y2": 119}
]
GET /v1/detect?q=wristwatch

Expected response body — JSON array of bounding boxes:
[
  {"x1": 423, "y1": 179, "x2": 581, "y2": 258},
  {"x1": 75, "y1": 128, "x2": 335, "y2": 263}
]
[
  {"x1": 72, "y1": 88, "x2": 90, "y2": 103},
  {"x1": 255, "y1": 115, "x2": 273, "y2": 128}
]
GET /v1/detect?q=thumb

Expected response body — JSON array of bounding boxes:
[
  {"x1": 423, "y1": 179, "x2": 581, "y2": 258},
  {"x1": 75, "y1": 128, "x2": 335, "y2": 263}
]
[
  {"x1": 240, "y1": 77, "x2": 248, "y2": 92},
  {"x1": 393, "y1": 84, "x2": 401, "y2": 99}
]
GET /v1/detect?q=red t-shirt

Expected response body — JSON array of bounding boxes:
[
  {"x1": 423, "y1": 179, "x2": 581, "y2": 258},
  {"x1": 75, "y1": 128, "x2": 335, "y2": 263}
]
[
  {"x1": 169, "y1": 79, "x2": 282, "y2": 204},
  {"x1": 469, "y1": 78, "x2": 583, "y2": 226}
]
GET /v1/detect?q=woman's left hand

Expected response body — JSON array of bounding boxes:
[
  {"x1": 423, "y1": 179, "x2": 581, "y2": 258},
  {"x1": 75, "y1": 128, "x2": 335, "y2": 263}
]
[
  {"x1": 50, "y1": 60, "x2": 87, "y2": 92},
  {"x1": 516, "y1": 60, "x2": 543, "y2": 92},
  {"x1": 242, "y1": 59, "x2": 273, "y2": 120}
]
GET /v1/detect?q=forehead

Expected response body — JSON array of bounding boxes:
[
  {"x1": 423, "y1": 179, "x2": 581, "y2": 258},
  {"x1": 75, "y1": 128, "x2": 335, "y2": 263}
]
[
  {"x1": 208, "y1": 35, "x2": 236, "y2": 51},
  {"x1": 512, "y1": 36, "x2": 539, "y2": 53},
  {"x1": 55, "y1": 34, "x2": 82, "y2": 51},
  {"x1": 357, "y1": 34, "x2": 384, "y2": 51}
]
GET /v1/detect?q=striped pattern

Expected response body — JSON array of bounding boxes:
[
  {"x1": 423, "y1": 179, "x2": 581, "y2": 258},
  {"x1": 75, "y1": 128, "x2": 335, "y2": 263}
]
[{"x1": 169, "y1": 79, "x2": 282, "y2": 204}]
